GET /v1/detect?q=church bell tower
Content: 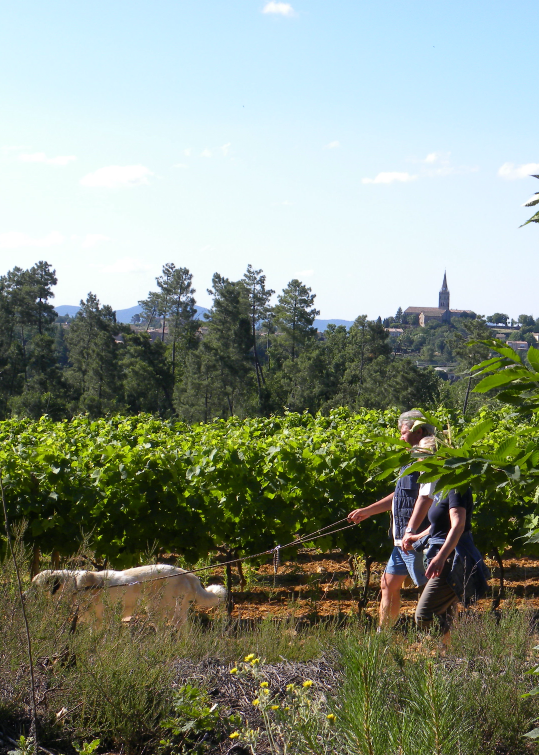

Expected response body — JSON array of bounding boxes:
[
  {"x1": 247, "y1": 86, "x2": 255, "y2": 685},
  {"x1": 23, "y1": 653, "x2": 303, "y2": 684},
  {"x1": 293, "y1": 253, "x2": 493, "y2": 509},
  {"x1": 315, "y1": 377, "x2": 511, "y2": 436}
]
[{"x1": 439, "y1": 272, "x2": 450, "y2": 310}]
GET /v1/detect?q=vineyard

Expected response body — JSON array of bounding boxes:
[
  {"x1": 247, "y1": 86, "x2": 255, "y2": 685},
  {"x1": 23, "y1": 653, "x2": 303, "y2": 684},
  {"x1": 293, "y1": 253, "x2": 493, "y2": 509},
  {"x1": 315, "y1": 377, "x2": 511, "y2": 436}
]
[{"x1": 2, "y1": 401, "x2": 539, "y2": 585}]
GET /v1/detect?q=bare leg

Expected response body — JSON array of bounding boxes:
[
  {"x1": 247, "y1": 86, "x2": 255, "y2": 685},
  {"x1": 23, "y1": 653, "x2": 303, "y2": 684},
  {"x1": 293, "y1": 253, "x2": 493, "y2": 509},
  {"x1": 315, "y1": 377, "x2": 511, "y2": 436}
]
[{"x1": 380, "y1": 572, "x2": 406, "y2": 627}]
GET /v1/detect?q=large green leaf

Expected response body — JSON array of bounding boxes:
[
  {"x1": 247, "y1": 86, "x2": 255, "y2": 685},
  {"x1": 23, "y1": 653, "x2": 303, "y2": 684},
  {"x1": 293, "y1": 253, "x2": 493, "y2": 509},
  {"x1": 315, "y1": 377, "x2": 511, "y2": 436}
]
[
  {"x1": 473, "y1": 368, "x2": 534, "y2": 394},
  {"x1": 521, "y1": 209, "x2": 539, "y2": 227},
  {"x1": 472, "y1": 341, "x2": 523, "y2": 364},
  {"x1": 528, "y1": 346, "x2": 539, "y2": 374},
  {"x1": 460, "y1": 419, "x2": 495, "y2": 448}
]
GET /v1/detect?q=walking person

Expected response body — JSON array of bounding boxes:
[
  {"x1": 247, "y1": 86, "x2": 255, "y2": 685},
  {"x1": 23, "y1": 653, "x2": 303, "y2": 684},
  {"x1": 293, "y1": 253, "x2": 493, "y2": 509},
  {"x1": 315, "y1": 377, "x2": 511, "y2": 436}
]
[
  {"x1": 347, "y1": 410, "x2": 436, "y2": 628},
  {"x1": 402, "y1": 486, "x2": 490, "y2": 638}
]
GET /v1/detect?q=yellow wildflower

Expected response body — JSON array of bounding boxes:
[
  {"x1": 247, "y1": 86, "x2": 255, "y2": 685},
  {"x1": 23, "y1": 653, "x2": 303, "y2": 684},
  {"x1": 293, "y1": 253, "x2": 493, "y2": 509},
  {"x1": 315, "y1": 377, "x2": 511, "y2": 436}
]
[
  {"x1": 229, "y1": 732, "x2": 240, "y2": 739},
  {"x1": 286, "y1": 683, "x2": 295, "y2": 692},
  {"x1": 302, "y1": 680, "x2": 314, "y2": 688},
  {"x1": 244, "y1": 654, "x2": 255, "y2": 662},
  {"x1": 230, "y1": 667, "x2": 238, "y2": 675},
  {"x1": 260, "y1": 682, "x2": 269, "y2": 688},
  {"x1": 327, "y1": 714, "x2": 336, "y2": 723},
  {"x1": 252, "y1": 699, "x2": 260, "y2": 706},
  {"x1": 271, "y1": 705, "x2": 279, "y2": 710},
  {"x1": 251, "y1": 658, "x2": 260, "y2": 665},
  {"x1": 261, "y1": 688, "x2": 270, "y2": 695}
]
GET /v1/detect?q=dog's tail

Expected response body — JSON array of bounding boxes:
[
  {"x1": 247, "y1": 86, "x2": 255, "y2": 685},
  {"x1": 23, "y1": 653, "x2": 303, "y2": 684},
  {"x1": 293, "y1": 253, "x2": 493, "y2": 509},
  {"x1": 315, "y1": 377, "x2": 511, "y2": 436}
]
[{"x1": 194, "y1": 582, "x2": 227, "y2": 608}]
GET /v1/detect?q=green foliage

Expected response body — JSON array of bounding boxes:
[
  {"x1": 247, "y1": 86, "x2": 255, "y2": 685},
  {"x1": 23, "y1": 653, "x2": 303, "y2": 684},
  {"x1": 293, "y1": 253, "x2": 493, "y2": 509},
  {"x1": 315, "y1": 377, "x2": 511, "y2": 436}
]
[
  {"x1": 4, "y1": 399, "x2": 539, "y2": 568},
  {"x1": 73, "y1": 740, "x2": 101, "y2": 755},
  {"x1": 273, "y1": 278, "x2": 319, "y2": 362},
  {"x1": 7, "y1": 736, "x2": 36, "y2": 755},
  {"x1": 0, "y1": 409, "x2": 400, "y2": 566},
  {"x1": 160, "y1": 684, "x2": 238, "y2": 754},
  {"x1": 520, "y1": 174, "x2": 539, "y2": 227}
]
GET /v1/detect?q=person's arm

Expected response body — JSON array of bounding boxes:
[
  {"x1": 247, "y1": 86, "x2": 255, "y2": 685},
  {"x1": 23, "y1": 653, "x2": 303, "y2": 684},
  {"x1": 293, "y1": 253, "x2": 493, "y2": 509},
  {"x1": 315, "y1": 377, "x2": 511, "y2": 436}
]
[
  {"x1": 425, "y1": 507, "x2": 466, "y2": 579},
  {"x1": 402, "y1": 526, "x2": 430, "y2": 552},
  {"x1": 401, "y1": 494, "x2": 433, "y2": 552},
  {"x1": 347, "y1": 492, "x2": 394, "y2": 524}
]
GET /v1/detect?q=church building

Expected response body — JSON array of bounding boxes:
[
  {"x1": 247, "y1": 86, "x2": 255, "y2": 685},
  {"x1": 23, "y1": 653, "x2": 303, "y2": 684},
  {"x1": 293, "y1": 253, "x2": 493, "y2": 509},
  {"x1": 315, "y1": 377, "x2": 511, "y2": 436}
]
[{"x1": 404, "y1": 273, "x2": 473, "y2": 327}]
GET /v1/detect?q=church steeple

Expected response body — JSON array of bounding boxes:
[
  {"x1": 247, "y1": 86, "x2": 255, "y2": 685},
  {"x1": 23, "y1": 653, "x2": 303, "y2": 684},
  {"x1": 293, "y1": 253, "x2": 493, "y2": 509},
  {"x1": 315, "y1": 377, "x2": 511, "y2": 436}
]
[{"x1": 439, "y1": 271, "x2": 450, "y2": 309}]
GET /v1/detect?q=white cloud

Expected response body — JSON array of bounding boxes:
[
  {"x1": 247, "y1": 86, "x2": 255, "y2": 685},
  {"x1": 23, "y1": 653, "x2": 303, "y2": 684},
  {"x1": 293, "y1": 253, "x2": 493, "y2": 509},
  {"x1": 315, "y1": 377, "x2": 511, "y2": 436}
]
[
  {"x1": 362, "y1": 172, "x2": 417, "y2": 185},
  {"x1": 294, "y1": 269, "x2": 314, "y2": 278},
  {"x1": 19, "y1": 152, "x2": 76, "y2": 166},
  {"x1": 101, "y1": 257, "x2": 152, "y2": 274},
  {"x1": 81, "y1": 234, "x2": 110, "y2": 249},
  {"x1": 498, "y1": 162, "x2": 539, "y2": 180},
  {"x1": 422, "y1": 152, "x2": 447, "y2": 164},
  {"x1": 0, "y1": 231, "x2": 65, "y2": 249},
  {"x1": 184, "y1": 148, "x2": 191, "y2": 157},
  {"x1": 201, "y1": 148, "x2": 212, "y2": 158},
  {"x1": 325, "y1": 140, "x2": 340, "y2": 149},
  {"x1": 262, "y1": 2, "x2": 295, "y2": 16},
  {"x1": 80, "y1": 165, "x2": 153, "y2": 188},
  {"x1": 221, "y1": 142, "x2": 231, "y2": 157},
  {"x1": 408, "y1": 151, "x2": 450, "y2": 165}
]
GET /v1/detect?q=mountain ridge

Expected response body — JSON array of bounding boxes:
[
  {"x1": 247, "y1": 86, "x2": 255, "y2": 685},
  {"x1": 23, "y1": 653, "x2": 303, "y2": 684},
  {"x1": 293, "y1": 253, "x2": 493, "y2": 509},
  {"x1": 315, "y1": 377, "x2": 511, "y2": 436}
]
[{"x1": 54, "y1": 305, "x2": 355, "y2": 331}]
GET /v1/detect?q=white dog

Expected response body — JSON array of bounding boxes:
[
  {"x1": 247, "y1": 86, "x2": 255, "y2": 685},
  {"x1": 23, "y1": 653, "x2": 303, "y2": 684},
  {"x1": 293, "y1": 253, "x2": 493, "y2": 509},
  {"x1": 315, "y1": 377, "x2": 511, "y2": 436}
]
[{"x1": 31, "y1": 564, "x2": 226, "y2": 627}]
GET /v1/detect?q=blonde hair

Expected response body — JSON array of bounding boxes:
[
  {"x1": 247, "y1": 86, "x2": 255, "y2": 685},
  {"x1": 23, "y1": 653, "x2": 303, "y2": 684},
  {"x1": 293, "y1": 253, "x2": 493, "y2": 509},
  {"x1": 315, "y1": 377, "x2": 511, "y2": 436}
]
[{"x1": 416, "y1": 435, "x2": 437, "y2": 454}]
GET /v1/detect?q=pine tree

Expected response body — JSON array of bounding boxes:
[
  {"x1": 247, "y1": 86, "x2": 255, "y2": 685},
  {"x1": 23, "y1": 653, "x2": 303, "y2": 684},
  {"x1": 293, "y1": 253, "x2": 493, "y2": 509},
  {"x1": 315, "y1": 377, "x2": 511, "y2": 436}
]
[
  {"x1": 273, "y1": 279, "x2": 319, "y2": 361},
  {"x1": 165, "y1": 266, "x2": 198, "y2": 385},
  {"x1": 65, "y1": 293, "x2": 124, "y2": 416},
  {"x1": 176, "y1": 274, "x2": 253, "y2": 420},
  {"x1": 243, "y1": 264, "x2": 274, "y2": 402}
]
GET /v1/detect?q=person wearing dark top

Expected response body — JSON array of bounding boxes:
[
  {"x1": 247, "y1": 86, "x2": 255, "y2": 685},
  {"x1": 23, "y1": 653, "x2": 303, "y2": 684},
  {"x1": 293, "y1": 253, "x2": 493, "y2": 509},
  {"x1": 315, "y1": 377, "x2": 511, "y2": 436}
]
[{"x1": 402, "y1": 488, "x2": 474, "y2": 635}]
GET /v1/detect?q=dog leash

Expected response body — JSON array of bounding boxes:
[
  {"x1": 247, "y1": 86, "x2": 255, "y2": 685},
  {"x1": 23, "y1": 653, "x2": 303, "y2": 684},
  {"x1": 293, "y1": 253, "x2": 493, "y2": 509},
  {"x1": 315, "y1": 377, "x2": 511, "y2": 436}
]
[{"x1": 102, "y1": 517, "x2": 358, "y2": 590}]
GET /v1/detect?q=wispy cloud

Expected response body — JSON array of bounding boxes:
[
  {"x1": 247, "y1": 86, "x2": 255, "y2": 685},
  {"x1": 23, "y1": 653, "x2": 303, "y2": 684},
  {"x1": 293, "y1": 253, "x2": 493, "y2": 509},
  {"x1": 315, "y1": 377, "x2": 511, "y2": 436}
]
[
  {"x1": 80, "y1": 165, "x2": 153, "y2": 188},
  {"x1": 101, "y1": 257, "x2": 152, "y2": 274},
  {"x1": 262, "y1": 2, "x2": 296, "y2": 16},
  {"x1": 365, "y1": 152, "x2": 478, "y2": 184},
  {"x1": 294, "y1": 269, "x2": 314, "y2": 278},
  {"x1": 362, "y1": 172, "x2": 417, "y2": 185},
  {"x1": 325, "y1": 140, "x2": 340, "y2": 149},
  {"x1": 19, "y1": 152, "x2": 76, "y2": 166},
  {"x1": 200, "y1": 148, "x2": 212, "y2": 158},
  {"x1": 0, "y1": 231, "x2": 65, "y2": 249},
  {"x1": 498, "y1": 162, "x2": 539, "y2": 180},
  {"x1": 221, "y1": 142, "x2": 231, "y2": 157},
  {"x1": 419, "y1": 152, "x2": 449, "y2": 164}
]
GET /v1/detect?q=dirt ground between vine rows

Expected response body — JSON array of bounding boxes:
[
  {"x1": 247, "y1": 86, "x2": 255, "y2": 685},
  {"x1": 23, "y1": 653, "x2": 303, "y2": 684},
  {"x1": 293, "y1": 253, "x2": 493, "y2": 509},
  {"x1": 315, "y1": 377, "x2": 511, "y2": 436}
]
[{"x1": 200, "y1": 550, "x2": 539, "y2": 622}]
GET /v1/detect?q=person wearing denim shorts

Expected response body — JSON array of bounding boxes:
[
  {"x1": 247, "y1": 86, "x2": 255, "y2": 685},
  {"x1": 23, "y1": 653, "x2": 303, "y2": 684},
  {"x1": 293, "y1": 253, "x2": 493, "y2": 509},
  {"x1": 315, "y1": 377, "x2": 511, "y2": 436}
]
[{"x1": 347, "y1": 411, "x2": 435, "y2": 627}]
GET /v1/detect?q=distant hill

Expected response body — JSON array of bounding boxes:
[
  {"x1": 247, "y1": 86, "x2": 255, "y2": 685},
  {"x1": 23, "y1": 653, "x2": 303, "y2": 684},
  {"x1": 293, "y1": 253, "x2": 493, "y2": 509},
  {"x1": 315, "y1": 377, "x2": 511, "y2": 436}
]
[
  {"x1": 314, "y1": 319, "x2": 354, "y2": 331},
  {"x1": 55, "y1": 306, "x2": 353, "y2": 331},
  {"x1": 55, "y1": 304, "x2": 210, "y2": 323}
]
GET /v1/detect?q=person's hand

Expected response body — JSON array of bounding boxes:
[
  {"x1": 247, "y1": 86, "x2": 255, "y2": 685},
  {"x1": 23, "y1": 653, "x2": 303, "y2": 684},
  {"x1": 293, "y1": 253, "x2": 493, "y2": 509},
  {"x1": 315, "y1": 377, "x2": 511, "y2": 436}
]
[
  {"x1": 401, "y1": 534, "x2": 419, "y2": 553},
  {"x1": 425, "y1": 552, "x2": 446, "y2": 579},
  {"x1": 347, "y1": 508, "x2": 369, "y2": 524}
]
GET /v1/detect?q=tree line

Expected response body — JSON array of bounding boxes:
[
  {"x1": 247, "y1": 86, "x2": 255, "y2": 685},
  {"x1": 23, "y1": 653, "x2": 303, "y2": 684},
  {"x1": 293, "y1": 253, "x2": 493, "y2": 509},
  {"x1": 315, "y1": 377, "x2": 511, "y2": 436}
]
[{"x1": 0, "y1": 261, "x2": 473, "y2": 422}]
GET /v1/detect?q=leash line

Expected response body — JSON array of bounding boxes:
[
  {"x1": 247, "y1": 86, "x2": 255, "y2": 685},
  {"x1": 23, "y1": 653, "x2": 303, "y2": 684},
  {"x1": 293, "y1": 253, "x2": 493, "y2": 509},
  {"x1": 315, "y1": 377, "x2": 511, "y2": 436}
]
[{"x1": 99, "y1": 518, "x2": 357, "y2": 590}]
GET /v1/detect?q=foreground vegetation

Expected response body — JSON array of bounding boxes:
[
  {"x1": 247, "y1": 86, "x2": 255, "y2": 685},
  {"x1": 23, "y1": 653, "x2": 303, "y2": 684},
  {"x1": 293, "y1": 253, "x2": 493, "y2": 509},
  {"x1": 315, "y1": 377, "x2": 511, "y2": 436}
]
[{"x1": 1, "y1": 541, "x2": 538, "y2": 755}]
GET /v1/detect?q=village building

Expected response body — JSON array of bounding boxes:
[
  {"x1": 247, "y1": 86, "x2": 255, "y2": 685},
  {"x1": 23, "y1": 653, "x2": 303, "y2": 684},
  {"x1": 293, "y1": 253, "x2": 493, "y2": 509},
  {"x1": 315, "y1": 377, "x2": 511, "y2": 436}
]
[{"x1": 404, "y1": 273, "x2": 474, "y2": 327}]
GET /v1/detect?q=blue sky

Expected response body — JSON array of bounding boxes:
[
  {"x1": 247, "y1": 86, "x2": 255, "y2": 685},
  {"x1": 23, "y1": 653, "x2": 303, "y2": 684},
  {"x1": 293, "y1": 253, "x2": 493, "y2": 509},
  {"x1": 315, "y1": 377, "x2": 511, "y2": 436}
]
[{"x1": 0, "y1": 0, "x2": 537, "y2": 320}]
